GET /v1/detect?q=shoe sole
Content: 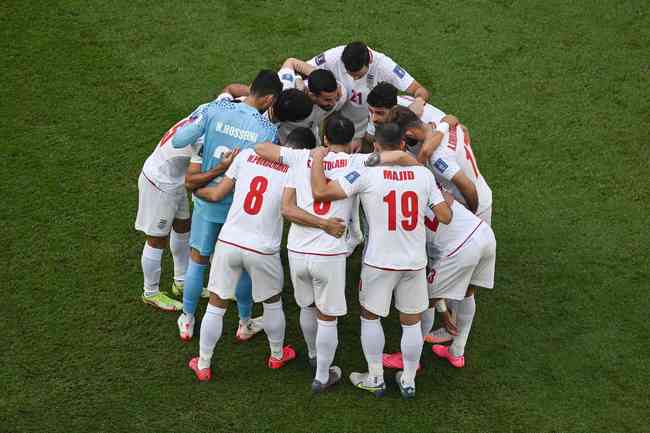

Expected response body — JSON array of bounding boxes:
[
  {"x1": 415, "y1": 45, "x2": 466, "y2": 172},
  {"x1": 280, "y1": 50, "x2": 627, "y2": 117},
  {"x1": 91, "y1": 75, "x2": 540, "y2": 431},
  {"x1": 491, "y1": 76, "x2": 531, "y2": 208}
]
[{"x1": 142, "y1": 299, "x2": 182, "y2": 312}]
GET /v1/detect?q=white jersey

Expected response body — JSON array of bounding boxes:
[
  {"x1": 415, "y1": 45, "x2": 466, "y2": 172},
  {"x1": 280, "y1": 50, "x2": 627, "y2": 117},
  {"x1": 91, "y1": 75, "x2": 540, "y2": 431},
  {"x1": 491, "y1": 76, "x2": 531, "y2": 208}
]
[
  {"x1": 425, "y1": 201, "x2": 484, "y2": 260},
  {"x1": 280, "y1": 147, "x2": 368, "y2": 255},
  {"x1": 308, "y1": 46, "x2": 415, "y2": 139},
  {"x1": 141, "y1": 114, "x2": 204, "y2": 195},
  {"x1": 366, "y1": 95, "x2": 493, "y2": 215},
  {"x1": 277, "y1": 68, "x2": 347, "y2": 145},
  {"x1": 217, "y1": 148, "x2": 289, "y2": 254},
  {"x1": 428, "y1": 125, "x2": 493, "y2": 215},
  {"x1": 338, "y1": 164, "x2": 444, "y2": 270},
  {"x1": 367, "y1": 95, "x2": 446, "y2": 136}
]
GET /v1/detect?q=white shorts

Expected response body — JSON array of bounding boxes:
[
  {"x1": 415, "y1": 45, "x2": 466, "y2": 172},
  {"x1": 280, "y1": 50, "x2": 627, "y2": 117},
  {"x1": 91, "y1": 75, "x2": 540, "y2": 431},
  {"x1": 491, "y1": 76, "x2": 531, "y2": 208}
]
[
  {"x1": 359, "y1": 265, "x2": 429, "y2": 317},
  {"x1": 135, "y1": 173, "x2": 190, "y2": 237},
  {"x1": 288, "y1": 252, "x2": 347, "y2": 316},
  {"x1": 208, "y1": 241, "x2": 283, "y2": 302},
  {"x1": 428, "y1": 223, "x2": 496, "y2": 300}
]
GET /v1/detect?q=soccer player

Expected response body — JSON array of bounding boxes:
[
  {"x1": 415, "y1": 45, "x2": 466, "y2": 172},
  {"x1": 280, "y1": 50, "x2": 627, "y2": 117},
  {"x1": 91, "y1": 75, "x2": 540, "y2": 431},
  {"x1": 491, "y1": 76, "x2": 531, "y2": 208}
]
[
  {"x1": 277, "y1": 59, "x2": 348, "y2": 144},
  {"x1": 171, "y1": 70, "x2": 281, "y2": 342},
  {"x1": 306, "y1": 41, "x2": 431, "y2": 148},
  {"x1": 134, "y1": 83, "x2": 248, "y2": 311},
  {"x1": 426, "y1": 195, "x2": 496, "y2": 367},
  {"x1": 187, "y1": 130, "x2": 313, "y2": 381},
  {"x1": 389, "y1": 106, "x2": 494, "y2": 346},
  {"x1": 310, "y1": 123, "x2": 452, "y2": 399},
  {"x1": 135, "y1": 117, "x2": 197, "y2": 311}
]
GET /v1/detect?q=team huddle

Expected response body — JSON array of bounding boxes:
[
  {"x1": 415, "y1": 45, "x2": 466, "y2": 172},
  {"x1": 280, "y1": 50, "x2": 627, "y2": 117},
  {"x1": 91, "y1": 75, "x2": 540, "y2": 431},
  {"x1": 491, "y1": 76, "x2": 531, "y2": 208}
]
[{"x1": 135, "y1": 41, "x2": 496, "y2": 399}]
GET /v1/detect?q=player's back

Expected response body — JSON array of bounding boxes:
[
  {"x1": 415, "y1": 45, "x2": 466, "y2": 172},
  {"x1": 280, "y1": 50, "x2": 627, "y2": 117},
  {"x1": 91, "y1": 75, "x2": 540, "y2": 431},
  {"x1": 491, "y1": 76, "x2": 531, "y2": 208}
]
[
  {"x1": 142, "y1": 114, "x2": 202, "y2": 194},
  {"x1": 218, "y1": 149, "x2": 289, "y2": 254},
  {"x1": 358, "y1": 165, "x2": 436, "y2": 270},
  {"x1": 287, "y1": 151, "x2": 365, "y2": 255},
  {"x1": 425, "y1": 200, "x2": 483, "y2": 259}
]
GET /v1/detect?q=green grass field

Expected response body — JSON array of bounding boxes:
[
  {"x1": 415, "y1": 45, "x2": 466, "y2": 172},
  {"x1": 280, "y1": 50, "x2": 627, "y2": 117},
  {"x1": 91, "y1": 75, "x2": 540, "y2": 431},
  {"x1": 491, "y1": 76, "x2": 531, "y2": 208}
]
[{"x1": 3, "y1": 1, "x2": 649, "y2": 432}]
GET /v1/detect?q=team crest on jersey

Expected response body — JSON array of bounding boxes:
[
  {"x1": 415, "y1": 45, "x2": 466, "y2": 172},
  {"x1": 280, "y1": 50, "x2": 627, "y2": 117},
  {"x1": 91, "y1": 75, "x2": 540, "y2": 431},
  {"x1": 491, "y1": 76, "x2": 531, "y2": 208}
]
[
  {"x1": 345, "y1": 171, "x2": 360, "y2": 184},
  {"x1": 393, "y1": 65, "x2": 406, "y2": 79},
  {"x1": 157, "y1": 218, "x2": 168, "y2": 230},
  {"x1": 433, "y1": 158, "x2": 448, "y2": 173},
  {"x1": 315, "y1": 53, "x2": 326, "y2": 66}
]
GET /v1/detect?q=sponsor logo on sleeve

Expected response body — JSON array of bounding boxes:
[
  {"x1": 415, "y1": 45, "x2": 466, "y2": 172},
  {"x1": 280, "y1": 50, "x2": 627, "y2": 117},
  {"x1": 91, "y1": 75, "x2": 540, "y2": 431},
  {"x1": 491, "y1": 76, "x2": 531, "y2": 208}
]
[
  {"x1": 433, "y1": 158, "x2": 448, "y2": 173},
  {"x1": 345, "y1": 171, "x2": 361, "y2": 184},
  {"x1": 315, "y1": 53, "x2": 326, "y2": 66},
  {"x1": 393, "y1": 65, "x2": 406, "y2": 79},
  {"x1": 281, "y1": 73, "x2": 294, "y2": 82}
]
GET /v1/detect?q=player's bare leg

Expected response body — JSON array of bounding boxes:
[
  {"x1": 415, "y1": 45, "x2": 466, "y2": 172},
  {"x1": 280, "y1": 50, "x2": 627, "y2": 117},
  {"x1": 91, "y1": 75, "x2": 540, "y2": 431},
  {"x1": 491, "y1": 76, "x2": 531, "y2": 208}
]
[
  {"x1": 141, "y1": 235, "x2": 183, "y2": 312},
  {"x1": 350, "y1": 307, "x2": 386, "y2": 397},
  {"x1": 311, "y1": 310, "x2": 342, "y2": 393},
  {"x1": 169, "y1": 218, "x2": 191, "y2": 297},
  {"x1": 188, "y1": 293, "x2": 231, "y2": 381},
  {"x1": 264, "y1": 294, "x2": 296, "y2": 368}
]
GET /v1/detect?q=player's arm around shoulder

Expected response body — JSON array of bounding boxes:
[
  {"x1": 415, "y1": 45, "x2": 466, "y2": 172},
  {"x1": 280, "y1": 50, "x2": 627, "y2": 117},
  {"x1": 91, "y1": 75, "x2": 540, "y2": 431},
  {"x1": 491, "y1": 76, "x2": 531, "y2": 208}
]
[
  {"x1": 172, "y1": 104, "x2": 210, "y2": 148},
  {"x1": 310, "y1": 147, "x2": 349, "y2": 202},
  {"x1": 281, "y1": 187, "x2": 346, "y2": 238},
  {"x1": 194, "y1": 177, "x2": 235, "y2": 202}
]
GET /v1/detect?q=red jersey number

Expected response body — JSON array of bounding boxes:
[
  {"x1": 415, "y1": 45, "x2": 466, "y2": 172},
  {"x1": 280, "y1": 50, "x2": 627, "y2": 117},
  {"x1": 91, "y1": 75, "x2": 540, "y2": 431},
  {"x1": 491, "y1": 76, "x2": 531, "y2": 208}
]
[{"x1": 243, "y1": 176, "x2": 268, "y2": 215}]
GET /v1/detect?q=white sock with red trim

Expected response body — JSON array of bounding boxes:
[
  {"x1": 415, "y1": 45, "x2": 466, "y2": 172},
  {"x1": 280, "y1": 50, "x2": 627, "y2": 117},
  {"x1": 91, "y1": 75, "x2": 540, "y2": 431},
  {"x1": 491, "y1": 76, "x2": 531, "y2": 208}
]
[{"x1": 263, "y1": 301, "x2": 286, "y2": 359}]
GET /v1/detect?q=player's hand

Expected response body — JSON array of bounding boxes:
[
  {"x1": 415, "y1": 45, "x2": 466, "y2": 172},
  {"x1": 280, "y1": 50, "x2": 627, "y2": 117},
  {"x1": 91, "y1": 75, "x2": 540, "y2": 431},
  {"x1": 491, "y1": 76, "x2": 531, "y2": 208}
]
[
  {"x1": 406, "y1": 123, "x2": 433, "y2": 142},
  {"x1": 350, "y1": 139, "x2": 362, "y2": 154},
  {"x1": 219, "y1": 148, "x2": 240, "y2": 168},
  {"x1": 441, "y1": 310, "x2": 459, "y2": 336},
  {"x1": 311, "y1": 146, "x2": 329, "y2": 160},
  {"x1": 323, "y1": 217, "x2": 346, "y2": 238},
  {"x1": 408, "y1": 98, "x2": 425, "y2": 118},
  {"x1": 441, "y1": 114, "x2": 459, "y2": 128}
]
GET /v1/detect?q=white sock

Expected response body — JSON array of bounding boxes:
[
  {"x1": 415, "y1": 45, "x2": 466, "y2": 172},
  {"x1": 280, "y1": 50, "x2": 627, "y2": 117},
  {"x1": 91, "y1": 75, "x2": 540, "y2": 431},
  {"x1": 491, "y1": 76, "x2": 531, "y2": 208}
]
[
  {"x1": 361, "y1": 317, "x2": 384, "y2": 381},
  {"x1": 198, "y1": 304, "x2": 226, "y2": 369},
  {"x1": 299, "y1": 307, "x2": 318, "y2": 359},
  {"x1": 400, "y1": 322, "x2": 423, "y2": 386},
  {"x1": 141, "y1": 243, "x2": 163, "y2": 297},
  {"x1": 421, "y1": 307, "x2": 435, "y2": 337},
  {"x1": 263, "y1": 301, "x2": 285, "y2": 359},
  {"x1": 315, "y1": 319, "x2": 338, "y2": 384},
  {"x1": 450, "y1": 295, "x2": 476, "y2": 357},
  {"x1": 170, "y1": 229, "x2": 190, "y2": 283}
]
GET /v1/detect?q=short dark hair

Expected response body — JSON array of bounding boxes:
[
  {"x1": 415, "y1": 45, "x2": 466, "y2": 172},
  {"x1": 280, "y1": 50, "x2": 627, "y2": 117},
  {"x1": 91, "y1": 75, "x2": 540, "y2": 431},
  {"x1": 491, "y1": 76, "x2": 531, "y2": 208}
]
[
  {"x1": 286, "y1": 127, "x2": 316, "y2": 150},
  {"x1": 324, "y1": 114, "x2": 355, "y2": 145},
  {"x1": 375, "y1": 122, "x2": 403, "y2": 150},
  {"x1": 307, "y1": 69, "x2": 337, "y2": 95},
  {"x1": 250, "y1": 69, "x2": 282, "y2": 99},
  {"x1": 387, "y1": 105, "x2": 423, "y2": 130},
  {"x1": 273, "y1": 89, "x2": 313, "y2": 122},
  {"x1": 367, "y1": 82, "x2": 398, "y2": 109},
  {"x1": 342, "y1": 41, "x2": 370, "y2": 73}
]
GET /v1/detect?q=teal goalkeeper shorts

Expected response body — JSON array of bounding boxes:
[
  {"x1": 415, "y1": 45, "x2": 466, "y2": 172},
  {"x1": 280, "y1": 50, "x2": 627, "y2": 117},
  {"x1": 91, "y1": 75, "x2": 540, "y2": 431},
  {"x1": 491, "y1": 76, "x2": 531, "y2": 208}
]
[{"x1": 189, "y1": 212, "x2": 223, "y2": 257}]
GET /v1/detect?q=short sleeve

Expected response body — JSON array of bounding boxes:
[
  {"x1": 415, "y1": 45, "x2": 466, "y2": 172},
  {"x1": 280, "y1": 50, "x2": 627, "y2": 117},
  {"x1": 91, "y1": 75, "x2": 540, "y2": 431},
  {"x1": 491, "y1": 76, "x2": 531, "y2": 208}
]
[
  {"x1": 426, "y1": 171, "x2": 445, "y2": 207},
  {"x1": 307, "y1": 46, "x2": 342, "y2": 70},
  {"x1": 429, "y1": 151, "x2": 460, "y2": 181},
  {"x1": 377, "y1": 53, "x2": 414, "y2": 91},
  {"x1": 278, "y1": 68, "x2": 297, "y2": 90},
  {"x1": 366, "y1": 121, "x2": 375, "y2": 136},
  {"x1": 215, "y1": 92, "x2": 234, "y2": 102},
  {"x1": 225, "y1": 151, "x2": 245, "y2": 180},
  {"x1": 348, "y1": 153, "x2": 371, "y2": 169},
  {"x1": 279, "y1": 147, "x2": 309, "y2": 167},
  {"x1": 337, "y1": 166, "x2": 368, "y2": 197},
  {"x1": 285, "y1": 166, "x2": 297, "y2": 189},
  {"x1": 190, "y1": 141, "x2": 203, "y2": 164}
]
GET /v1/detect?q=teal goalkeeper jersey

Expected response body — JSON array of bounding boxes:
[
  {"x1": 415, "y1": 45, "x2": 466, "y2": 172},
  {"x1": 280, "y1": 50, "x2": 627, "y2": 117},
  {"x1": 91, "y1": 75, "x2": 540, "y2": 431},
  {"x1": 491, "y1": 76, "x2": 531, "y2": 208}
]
[{"x1": 172, "y1": 96, "x2": 278, "y2": 223}]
